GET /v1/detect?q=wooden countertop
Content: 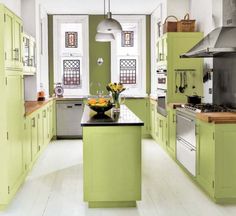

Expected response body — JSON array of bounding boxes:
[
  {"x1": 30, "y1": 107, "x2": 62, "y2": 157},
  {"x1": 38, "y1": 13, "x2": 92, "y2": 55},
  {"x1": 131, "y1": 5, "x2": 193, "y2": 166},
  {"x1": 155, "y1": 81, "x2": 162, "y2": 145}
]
[
  {"x1": 25, "y1": 98, "x2": 53, "y2": 116},
  {"x1": 196, "y1": 112, "x2": 236, "y2": 124}
]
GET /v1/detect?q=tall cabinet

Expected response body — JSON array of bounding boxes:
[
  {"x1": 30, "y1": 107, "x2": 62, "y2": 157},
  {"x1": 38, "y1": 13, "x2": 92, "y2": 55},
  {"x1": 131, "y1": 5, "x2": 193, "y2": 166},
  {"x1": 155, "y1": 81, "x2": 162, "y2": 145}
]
[{"x1": 0, "y1": 4, "x2": 24, "y2": 208}]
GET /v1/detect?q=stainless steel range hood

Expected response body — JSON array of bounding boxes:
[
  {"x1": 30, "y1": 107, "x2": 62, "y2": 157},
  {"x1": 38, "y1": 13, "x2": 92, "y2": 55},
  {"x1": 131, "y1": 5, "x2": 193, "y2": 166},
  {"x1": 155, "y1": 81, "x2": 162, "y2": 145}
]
[
  {"x1": 180, "y1": 27, "x2": 236, "y2": 58},
  {"x1": 181, "y1": 0, "x2": 236, "y2": 58}
]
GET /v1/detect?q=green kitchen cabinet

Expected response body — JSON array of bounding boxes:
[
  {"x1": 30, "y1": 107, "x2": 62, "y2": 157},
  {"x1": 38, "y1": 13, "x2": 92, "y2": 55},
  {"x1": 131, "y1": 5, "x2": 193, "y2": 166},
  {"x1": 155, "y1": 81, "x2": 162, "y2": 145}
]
[
  {"x1": 3, "y1": 5, "x2": 23, "y2": 70},
  {"x1": 83, "y1": 126, "x2": 142, "y2": 207},
  {"x1": 150, "y1": 99, "x2": 157, "y2": 139},
  {"x1": 196, "y1": 120, "x2": 236, "y2": 203},
  {"x1": 42, "y1": 106, "x2": 49, "y2": 146},
  {"x1": 124, "y1": 98, "x2": 150, "y2": 137},
  {"x1": 23, "y1": 118, "x2": 31, "y2": 172},
  {"x1": 23, "y1": 33, "x2": 36, "y2": 75},
  {"x1": 5, "y1": 74, "x2": 25, "y2": 197},
  {"x1": 167, "y1": 107, "x2": 176, "y2": 159},
  {"x1": 49, "y1": 102, "x2": 54, "y2": 139},
  {"x1": 30, "y1": 112, "x2": 39, "y2": 162},
  {"x1": 155, "y1": 112, "x2": 168, "y2": 149},
  {"x1": 37, "y1": 111, "x2": 43, "y2": 152},
  {"x1": 156, "y1": 33, "x2": 203, "y2": 104}
]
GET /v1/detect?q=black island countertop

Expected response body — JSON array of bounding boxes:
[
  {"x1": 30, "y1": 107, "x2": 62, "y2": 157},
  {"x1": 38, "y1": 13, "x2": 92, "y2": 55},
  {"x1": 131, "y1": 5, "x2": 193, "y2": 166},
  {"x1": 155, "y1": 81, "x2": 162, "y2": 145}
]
[{"x1": 81, "y1": 105, "x2": 144, "y2": 127}]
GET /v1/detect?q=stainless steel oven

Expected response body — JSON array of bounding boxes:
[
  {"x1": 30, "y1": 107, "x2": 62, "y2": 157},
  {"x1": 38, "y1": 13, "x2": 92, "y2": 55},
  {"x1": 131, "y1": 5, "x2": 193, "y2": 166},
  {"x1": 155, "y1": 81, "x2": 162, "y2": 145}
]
[
  {"x1": 176, "y1": 110, "x2": 196, "y2": 176},
  {"x1": 157, "y1": 88, "x2": 167, "y2": 116}
]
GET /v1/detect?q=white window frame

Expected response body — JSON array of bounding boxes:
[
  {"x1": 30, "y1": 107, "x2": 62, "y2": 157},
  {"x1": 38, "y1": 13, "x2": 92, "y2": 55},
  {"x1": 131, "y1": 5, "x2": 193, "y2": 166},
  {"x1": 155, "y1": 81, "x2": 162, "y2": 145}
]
[
  {"x1": 53, "y1": 15, "x2": 89, "y2": 96},
  {"x1": 111, "y1": 15, "x2": 147, "y2": 97}
]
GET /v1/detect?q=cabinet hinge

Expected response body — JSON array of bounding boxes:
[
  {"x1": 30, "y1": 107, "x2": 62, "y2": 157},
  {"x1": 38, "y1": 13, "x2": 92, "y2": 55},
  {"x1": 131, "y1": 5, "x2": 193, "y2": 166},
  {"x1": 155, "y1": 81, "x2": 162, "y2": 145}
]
[
  {"x1": 38, "y1": 145, "x2": 41, "y2": 152},
  {"x1": 5, "y1": 77, "x2": 7, "y2": 85},
  {"x1": 4, "y1": 14, "x2": 6, "y2": 22},
  {"x1": 6, "y1": 132, "x2": 9, "y2": 140},
  {"x1": 212, "y1": 180, "x2": 215, "y2": 188},
  {"x1": 4, "y1": 52, "x2": 7, "y2": 60},
  {"x1": 25, "y1": 164, "x2": 27, "y2": 170},
  {"x1": 213, "y1": 132, "x2": 215, "y2": 140},
  {"x1": 8, "y1": 186, "x2": 10, "y2": 194}
]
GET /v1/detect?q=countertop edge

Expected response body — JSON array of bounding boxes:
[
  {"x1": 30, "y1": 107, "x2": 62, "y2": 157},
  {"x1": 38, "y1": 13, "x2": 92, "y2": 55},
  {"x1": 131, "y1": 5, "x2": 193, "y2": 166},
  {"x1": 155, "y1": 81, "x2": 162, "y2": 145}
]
[{"x1": 25, "y1": 98, "x2": 54, "y2": 117}]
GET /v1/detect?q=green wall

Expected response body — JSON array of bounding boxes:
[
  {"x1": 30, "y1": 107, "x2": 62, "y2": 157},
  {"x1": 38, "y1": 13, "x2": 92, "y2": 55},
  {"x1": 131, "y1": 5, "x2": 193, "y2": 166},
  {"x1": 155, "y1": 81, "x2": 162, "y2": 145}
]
[
  {"x1": 89, "y1": 15, "x2": 111, "y2": 95},
  {"x1": 48, "y1": 15, "x2": 151, "y2": 96}
]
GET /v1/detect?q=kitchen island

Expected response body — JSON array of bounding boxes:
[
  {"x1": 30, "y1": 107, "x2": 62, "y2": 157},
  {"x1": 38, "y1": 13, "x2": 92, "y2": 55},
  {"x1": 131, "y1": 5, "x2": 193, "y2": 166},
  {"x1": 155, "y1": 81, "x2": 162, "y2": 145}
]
[{"x1": 81, "y1": 105, "x2": 144, "y2": 208}]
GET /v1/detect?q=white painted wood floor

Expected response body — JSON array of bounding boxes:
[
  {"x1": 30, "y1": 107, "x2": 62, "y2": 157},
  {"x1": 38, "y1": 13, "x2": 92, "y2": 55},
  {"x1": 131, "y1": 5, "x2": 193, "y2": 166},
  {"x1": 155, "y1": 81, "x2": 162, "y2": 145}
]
[{"x1": 1, "y1": 139, "x2": 236, "y2": 216}]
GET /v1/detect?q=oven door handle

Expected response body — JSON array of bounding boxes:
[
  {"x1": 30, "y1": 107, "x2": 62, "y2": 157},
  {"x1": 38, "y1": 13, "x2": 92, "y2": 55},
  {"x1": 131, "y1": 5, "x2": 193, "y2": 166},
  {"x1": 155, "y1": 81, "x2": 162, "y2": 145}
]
[
  {"x1": 177, "y1": 114, "x2": 194, "y2": 122},
  {"x1": 177, "y1": 137, "x2": 195, "y2": 151}
]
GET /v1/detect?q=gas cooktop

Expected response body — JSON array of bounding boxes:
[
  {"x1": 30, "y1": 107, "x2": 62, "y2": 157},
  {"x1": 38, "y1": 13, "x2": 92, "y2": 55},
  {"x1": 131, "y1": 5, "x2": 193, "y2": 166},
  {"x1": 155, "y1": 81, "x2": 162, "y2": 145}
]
[
  {"x1": 176, "y1": 103, "x2": 236, "y2": 117},
  {"x1": 183, "y1": 103, "x2": 230, "y2": 113}
]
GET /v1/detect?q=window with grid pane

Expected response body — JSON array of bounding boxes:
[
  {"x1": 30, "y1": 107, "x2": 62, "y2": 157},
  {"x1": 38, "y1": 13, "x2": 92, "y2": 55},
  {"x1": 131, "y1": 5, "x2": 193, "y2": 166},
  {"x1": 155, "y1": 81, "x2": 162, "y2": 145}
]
[
  {"x1": 63, "y1": 59, "x2": 80, "y2": 87},
  {"x1": 111, "y1": 15, "x2": 146, "y2": 96},
  {"x1": 119, "y1": 59, "x2": 136, "y2": 84}
]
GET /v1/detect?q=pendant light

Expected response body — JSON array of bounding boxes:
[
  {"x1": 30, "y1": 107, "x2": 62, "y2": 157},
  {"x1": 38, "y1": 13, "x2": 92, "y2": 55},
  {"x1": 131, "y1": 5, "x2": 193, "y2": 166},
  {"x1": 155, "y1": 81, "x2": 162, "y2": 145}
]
[
  {"x1": 95, "y1": 0, "x2": 115, "y2": 42},
  {"x1": 95, "y1": 32, "x2": 115, "y2": 42},
  {"x1": 96, "y1": 0, "x2": 123, "y2": 33}
]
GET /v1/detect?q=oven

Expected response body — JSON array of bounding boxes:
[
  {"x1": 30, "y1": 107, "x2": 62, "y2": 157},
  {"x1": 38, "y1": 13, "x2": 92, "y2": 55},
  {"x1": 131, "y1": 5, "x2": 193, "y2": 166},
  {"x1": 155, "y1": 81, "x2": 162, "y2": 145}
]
[
  {"x1": 157, "y1": 88, "x2": 167, "y2": 116},
  {"x1": 176, "y1": 109, "x2": 196, "y2": 176}
]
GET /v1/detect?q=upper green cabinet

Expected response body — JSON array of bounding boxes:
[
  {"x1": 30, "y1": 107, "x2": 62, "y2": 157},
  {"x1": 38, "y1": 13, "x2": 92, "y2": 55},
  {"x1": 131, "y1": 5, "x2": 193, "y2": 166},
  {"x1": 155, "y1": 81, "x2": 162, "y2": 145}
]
[
  {"x1": 23, "y1": 33, "x2": 36, "y2": 75},
  {"x1": 2, "y1": 5, "x2": 23, "y2": 71},
  {"x1": 156, "y1": 33, "x2": 203, "y2": 104}
]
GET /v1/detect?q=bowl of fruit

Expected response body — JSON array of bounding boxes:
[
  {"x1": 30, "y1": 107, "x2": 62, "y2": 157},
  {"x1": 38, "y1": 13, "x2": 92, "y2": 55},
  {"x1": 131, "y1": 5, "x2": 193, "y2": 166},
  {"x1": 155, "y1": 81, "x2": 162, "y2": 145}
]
[{"x1": 87, "y1": 97, "x2": 113, "y2": 115}]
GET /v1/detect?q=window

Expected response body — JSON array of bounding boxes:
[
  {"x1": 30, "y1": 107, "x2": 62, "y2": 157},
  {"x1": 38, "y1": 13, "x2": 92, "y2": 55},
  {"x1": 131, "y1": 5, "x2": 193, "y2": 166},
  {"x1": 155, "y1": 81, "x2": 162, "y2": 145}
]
[
  {"x1": 53, "y1": 15, "x2": 89, "y2": 96},
  {"x1": 111, "y1": 15, "x2": 146, "y2": 96}
]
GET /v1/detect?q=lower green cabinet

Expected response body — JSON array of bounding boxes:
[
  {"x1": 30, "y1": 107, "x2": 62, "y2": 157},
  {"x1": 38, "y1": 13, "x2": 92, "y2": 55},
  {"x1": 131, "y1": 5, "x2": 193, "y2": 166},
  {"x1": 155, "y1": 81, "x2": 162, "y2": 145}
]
[
  {"x1": 196, "y1": 120, "x2": 236, "y2": 203},
  {"x1": 150, "y1": 100, "x2": 157, "y2": 139},
  {"x1": 149, "y1": 99, "x2": 168, "y2": 150},
  {"x1": 167, "y1": 108, "x2": 176, "y2": 159},
  {"x1": 6, "y1": 74, "x2": 25, "y2": 196},
  {"x1": 30, "y1": 113, "x2": 38, "y2": 162},
  {"x1": 155, "y1": 112, "x2": 168, "y2": 149}
]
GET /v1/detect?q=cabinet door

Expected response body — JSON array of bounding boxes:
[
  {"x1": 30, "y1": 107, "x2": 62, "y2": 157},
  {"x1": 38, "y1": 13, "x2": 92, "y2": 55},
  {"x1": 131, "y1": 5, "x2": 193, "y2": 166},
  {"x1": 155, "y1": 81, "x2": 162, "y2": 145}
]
[
  {"x1": 47, "y1": 106, "x2": 51, "y2": 143},
  {"x1": 162, "y1": 118, "x2": 168, "y2": 149},
  {"x1": 31, "y1": 114, "x2": 38, "y2": 161},
  {"x1": 167, "y1": 109, "x2": 176, "y2": 158},
  {"x1": 13, "y1": 16, "x2": 23, "y2": 69},
  {"x1": 49, "y1": 104, "x2": 53, "y2": 139},
  {"x1": 4, "y1": 9, "x2": 14, "y2": 69},
  {"x1": 155, "y1": 115, "x2": 161, "y2": 143},
  {"x1": 6, "y1": 75, "x2": 24, "y2": 190},
  {"x1": 42, "y1": 108, "x2": 48, "y2": 146},
  {"x1": 23, "y1": 118, "x2": 31, "y2": 171},
  {"x1": 162, "y1": 37, "x2": 168, "y2": 61},
  {"x1": 150, "y1": 103, "x2": 156, "y2": 139},
  {"x1": 37, "y1": 112, "x2": 43, "y2": 151},
  {"x1": 196, "y1": 121, "x2": 215, "y2": 197},
  {"x1": 156, "y1": 39, "x2": 163, "y2": 63}
]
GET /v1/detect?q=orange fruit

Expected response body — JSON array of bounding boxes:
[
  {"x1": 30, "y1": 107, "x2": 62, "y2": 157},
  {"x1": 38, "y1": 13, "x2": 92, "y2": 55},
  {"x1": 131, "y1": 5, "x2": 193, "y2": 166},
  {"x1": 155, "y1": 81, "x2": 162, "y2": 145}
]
[
  {"x1": 88, "y1": 98, "x2": 97, "y2": 105},
  {"x1": 98, "y1": 98, "x2": 107, "y2": 104}
]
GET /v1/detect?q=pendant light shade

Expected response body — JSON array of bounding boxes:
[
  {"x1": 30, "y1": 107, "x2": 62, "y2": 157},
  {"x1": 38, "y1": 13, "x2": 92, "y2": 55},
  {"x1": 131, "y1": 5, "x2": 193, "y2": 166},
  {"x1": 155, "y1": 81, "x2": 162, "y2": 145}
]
[
  {"x1": 96, "y1": 0, "x2": 122, "y2": 36},
  {"x1": 95, "y1": 32, "x2": 115, "y2": 42},
  {"x1": 97, "y1": 12, "x2": 122, "y2": 33}
]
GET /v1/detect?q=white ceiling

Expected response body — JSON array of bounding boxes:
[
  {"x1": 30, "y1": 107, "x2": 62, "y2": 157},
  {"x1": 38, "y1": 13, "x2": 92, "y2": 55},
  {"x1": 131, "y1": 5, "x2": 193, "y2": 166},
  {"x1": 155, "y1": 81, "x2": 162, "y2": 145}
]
[{"x1": 39, "y1": 0, "x2": 161, "y2": 15}]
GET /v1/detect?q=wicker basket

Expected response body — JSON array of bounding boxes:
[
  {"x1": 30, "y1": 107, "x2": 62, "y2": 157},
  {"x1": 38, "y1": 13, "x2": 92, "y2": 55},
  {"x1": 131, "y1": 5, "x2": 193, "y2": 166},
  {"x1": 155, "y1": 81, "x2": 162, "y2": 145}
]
[
  {"x1": 177, "y1": 13, "x2": 195, "y2": 32},
  {"x1": 163, "y1": 16, "x2": 178, "y2": 34}
]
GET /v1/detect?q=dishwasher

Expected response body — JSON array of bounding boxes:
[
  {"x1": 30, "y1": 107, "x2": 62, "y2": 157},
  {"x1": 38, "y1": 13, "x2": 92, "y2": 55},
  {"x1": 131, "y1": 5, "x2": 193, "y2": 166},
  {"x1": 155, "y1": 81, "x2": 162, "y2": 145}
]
[{"x1": 56, "y1": 100, "x2": 84, "y2": 138}]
